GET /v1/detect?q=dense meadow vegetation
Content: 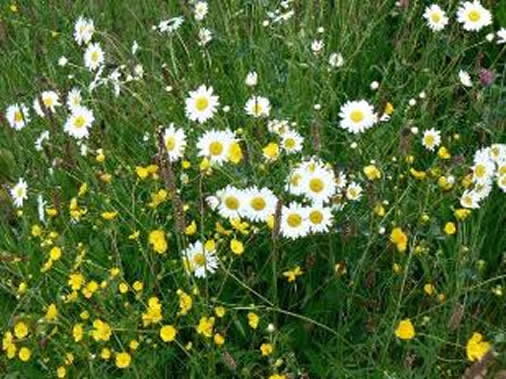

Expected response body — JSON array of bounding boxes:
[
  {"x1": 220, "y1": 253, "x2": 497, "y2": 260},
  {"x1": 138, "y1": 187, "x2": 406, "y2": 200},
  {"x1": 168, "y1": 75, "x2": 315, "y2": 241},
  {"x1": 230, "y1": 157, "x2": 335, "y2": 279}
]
[{"x1": 0, "y1": 0, "x2": 505, "y2": 377}]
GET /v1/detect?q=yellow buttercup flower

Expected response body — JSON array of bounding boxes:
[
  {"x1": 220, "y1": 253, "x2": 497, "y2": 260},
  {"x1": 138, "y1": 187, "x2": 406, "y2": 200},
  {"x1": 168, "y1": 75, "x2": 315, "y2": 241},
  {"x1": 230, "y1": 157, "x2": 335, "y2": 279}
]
[
  {"x1": 363, "y1": 165, "x2": 381, "y2": 180},
  {"x1": 247, "y1": 312, "x2": 259, "y2": 329},
  {"x1": 196, "y1": 317, "x2": 215, "y2": 338},
  {"x1": 230, "y1": 239, "x2": 244, "y2": 255},
  {"x1": 115, "y1": 352, "x2": 131, "y2": 368},
  {"x1": 260, "y1": 343, "x2": 274, "y2": 356},
  {"x1": 160, "y1": 325, "x2": 177, "y2": 342},
  {"x1": 390, "y1": 228, "x2": 408, "y2": 252},
  {"x1": 149, "y1": 230, "x2": 168, "y2": 254},
  {"x1": 466, "y1": 332, "x2": 491, "y2": 362},
  {"x1": 395, "y1": 319, "x2": 415, "y2": 340}
]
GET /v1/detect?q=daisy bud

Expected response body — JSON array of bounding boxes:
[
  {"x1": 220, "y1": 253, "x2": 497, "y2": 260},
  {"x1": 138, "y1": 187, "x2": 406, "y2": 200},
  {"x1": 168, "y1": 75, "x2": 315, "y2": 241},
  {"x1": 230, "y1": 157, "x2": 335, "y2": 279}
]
[
  {"x1": 245, "y1": 71, "x2": 258, "y2": 87},
  {"x1": 370, "y1": 81, "x2": 379, "y2": 90}
]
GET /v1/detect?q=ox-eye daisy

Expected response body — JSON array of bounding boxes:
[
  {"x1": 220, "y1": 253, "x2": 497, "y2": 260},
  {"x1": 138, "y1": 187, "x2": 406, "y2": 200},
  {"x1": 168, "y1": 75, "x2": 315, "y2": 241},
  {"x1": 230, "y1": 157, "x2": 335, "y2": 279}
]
[
  {"x1": 64, "y1": 106, "x2": 95, "y2": 139},
  {"x1": 301, "y1": 166, "x2": 337, "y2": 204},
  {"x1": 74, "y1": 16, "x2": 95, "y2": 46},
  {"x1": 216, "y1": 186, "x2": 245, "y2": 220},
  {"x1": 67, "y1": 88, "x2": 82, "y2": 110},
  {"x1": 245, "y1": 96, "x2": 271, "y2": 118},
  {"x1": 460, "y1": 189, "x2": 480, "y2": 209},
  {"x1": 423, "y1": 4, "x2": 449, "y2": 32},
  {"x1": 472, "y1": 157, "x2": 495, "y2": 185},
  {"x1": 10, "y1": 178, "x2": 28, "y2": 208},
  {"x1": 457, "y1": 1, "x2": 492, "y2": 32},
  {"x1": 307, "y1": 205, "x2": 333, "y2": 233},
  {"x1": 422, "y1": 128, "x2": 441, "y2": 151},
  {"x1": 185, "y1": 85, "x2": 219, "y2": 123},
  {"x1": 84, "y1": 43, "x2": 104, "y2": 71},
  {"x1": 6, "y1": 103, "x2": 30, "y2": 130},
  {"x1": 182, "y1": 241, "x2": 218, "y2": 278},
  {"x1": 196, "y1": 129, "x2": 236, "y2": 165},
  {"x1": 346, "y1": 182, "x2": 363, "y2": 201},
  {"x1": 40, "y1": 91, "x2": 61, "y2": 113},
  {"x1": 242, "y1": 187, "x2": 278, "y2": 223},
  {"x1": 339, "y1": 100, "x2": 377, "y2": 134},
  {"x1": 281, "y1": 130, "x2": 304, "y2": 153},
  {"x1": 163, "y1": 124, "x2": 186, "y2": 162},
  {"x1": 280, "y1": 203, "x2": 310, "y2": 240}
]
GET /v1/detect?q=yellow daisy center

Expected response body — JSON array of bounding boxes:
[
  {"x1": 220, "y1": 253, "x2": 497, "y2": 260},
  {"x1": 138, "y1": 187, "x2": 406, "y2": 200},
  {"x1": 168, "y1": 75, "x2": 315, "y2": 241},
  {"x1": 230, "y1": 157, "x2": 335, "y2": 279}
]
[
  {"x1": 195, "y1": 97, "x2": 209, "y2": 112},
  {"x1": 250, "y1": 197, "x2": 266, "y2": 211},
  {"x1": 285, "y1": 138, "x2": 295, "y2": 149},
  {"x1": 224, "y1": 196, "x2": 239, "y2": 210},
  {"x1": 468, "y1": 10, "x2": 480, "y2": 22},
  {"x1": 462, "y1": 196, "x2": 472, "y2": 206},
  {"x1": 74, "y1": 116, "x2": 86, "y2": 129},
  {"x1": 309, "y1": 210, "x2": 323, "y2": 225},
  {"x1": 43, "y1": 97, "x2": 54, "y2": 107},
  {"x1": 309, "y1": 178, "x2": 325, "y2": 193},
  {"x1": 350, "y1": 110, "x2": 364, "y2": 123},
  {"x1": 287, "y1": 213, "x2": 302, "y2": 228},
  {"x1": 193, "y1": 253, "x2": 206, "y2": 267},
  {"x1": 253, "y1": 103, "x2": 263, "y2": 115},
  {"x1": 14, "y1": 111, "x2": 24, "y2": 122},
  {"x1": 474, "y1": 164, "x2": 486, "y2": 178},
  {"x1": 165, "y1": 136, "x2": 176, "y2": 151},
  {"x1": 91, "y1": 51, "x2": 100, "y2": 62},
  {"x1": 16, "y1": 187, "x2": 25, "y2": 197},
  {"x1": 209, "y1": 141, "x2": 223, "y2": 156},
  {"x1": 424, "y1": 135, "x2": 435, "y2": 146},
  {"x1": 290, "y1": 174, "x2": 302, "y2": 186},
  {"x1": 431, "y1": 12, "x2": 441, "y2": 23}
]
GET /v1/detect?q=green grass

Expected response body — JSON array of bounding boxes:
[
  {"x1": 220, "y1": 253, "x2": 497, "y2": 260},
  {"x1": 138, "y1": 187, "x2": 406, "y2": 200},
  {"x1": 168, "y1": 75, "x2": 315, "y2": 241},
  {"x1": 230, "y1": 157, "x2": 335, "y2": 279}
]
[{"x1": 1, "y1": 0, "x2": 506, "y2": 378}]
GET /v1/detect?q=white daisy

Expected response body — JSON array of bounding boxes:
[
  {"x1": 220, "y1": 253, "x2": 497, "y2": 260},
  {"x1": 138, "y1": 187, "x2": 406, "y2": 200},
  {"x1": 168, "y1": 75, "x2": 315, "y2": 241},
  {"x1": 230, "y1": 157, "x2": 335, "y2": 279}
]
[
  {"x1": 84, "y1": 42, "x2": 104, "y2": 71},
  {"x1": 245, "y1": 71, "x2": 258, "y2": 87},
  {"x1": 281, "y1": 130, "x2": 304, "y2": 154},
  {"x1": 339, "y1": 100, "x2": 377, "y2": 134},
  {"x1": 280, "y1": 202, "x2": 310, "y2": 240},
  {"x1": 285, "y1": 168, "x2": 305, "y2": 196},
  {"x1": 64, "y1": 106, "x2": 95, "y2": 139},
  {"x1": 67, "y1": 88, "x2": 82, "y2": 110},
  {"x1": 311, "y1": 39, "x2": 324, "y2": 54},
  {"x1": 198, "y1": 28, "x2": 213, "y2": 46},
  {"x1": 196, "y1": 129, "x2": 235, "y2": 165},
  {"x1": 307, "y1": 205, "x2": 333, "y2": 233},
  {"x1": 194, "y1": 1, "x2": 208, "y2": 21},
  {"x1": 460, "y1": 189, "x2": 481, "y2": 209},
  {"x1": 163, "y1": 123, "x2": 186, "y2": 162},
  {"x1": 423, "y1": 4, "x2": 449, "y2": 32},
  {"x1": 74, "y1": 16, "x2": 95, "y2": 46},
  {"x1": 40, "y1": 91, "x2": 61, "y2": 113},
  {"x1": 157, "y1": 17, "x2": 184, "y2": 33},
  {"x1": 242, "y1": 186, "x2": 278, "y2": 223},
  {"x1": 345, "y1": 182, "x2": 363, "y2": 201},
  {"x1": 10, "y1": 178, "x2": 28, "y2": 208},
  {"x1": 328, "y1": 52, "x2": 344, "y2": 68},
  {"x1": 489, "y1": 144, "x2": 506, "y2": 163},
  {"x1": 471, "y1": 157, "x2": 495, "y2": 185},
  {"x1": 301, "y1": 166, "x2": 337, "y2": 204},
  {"x1": 422, "y1": 128, "x2": 441, "y2": 151},
  {"x1": 459, "y1": 70, "x2": 473, "y2": 87},
  {"x1": 497, "y1": 174, "x2": 506, "y2": 192},
  {"x1": 457, "y1": 1, "x2": 492, "y2": 32},
  {"x1": 182, "y1": 241, "x2": 218, "y2": 278},
  {"x1": 244, "y1": 96, "x2": 271, "y2": 118},
  {"x1": 497, "y1": 28, "x2": 506, "y2": 44},
  {"x1": 185, "y1": 85, "x2": 219, "y2": 124},
  {"x1": 6, "y1": 103, "x2": 30, "y2": 130},
  {"x1": 216, "y1": 186, "x2": 245, "y2": 219},
  {"x1": 268, "y1": 119, "x2": 290, "y2": 135}
]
